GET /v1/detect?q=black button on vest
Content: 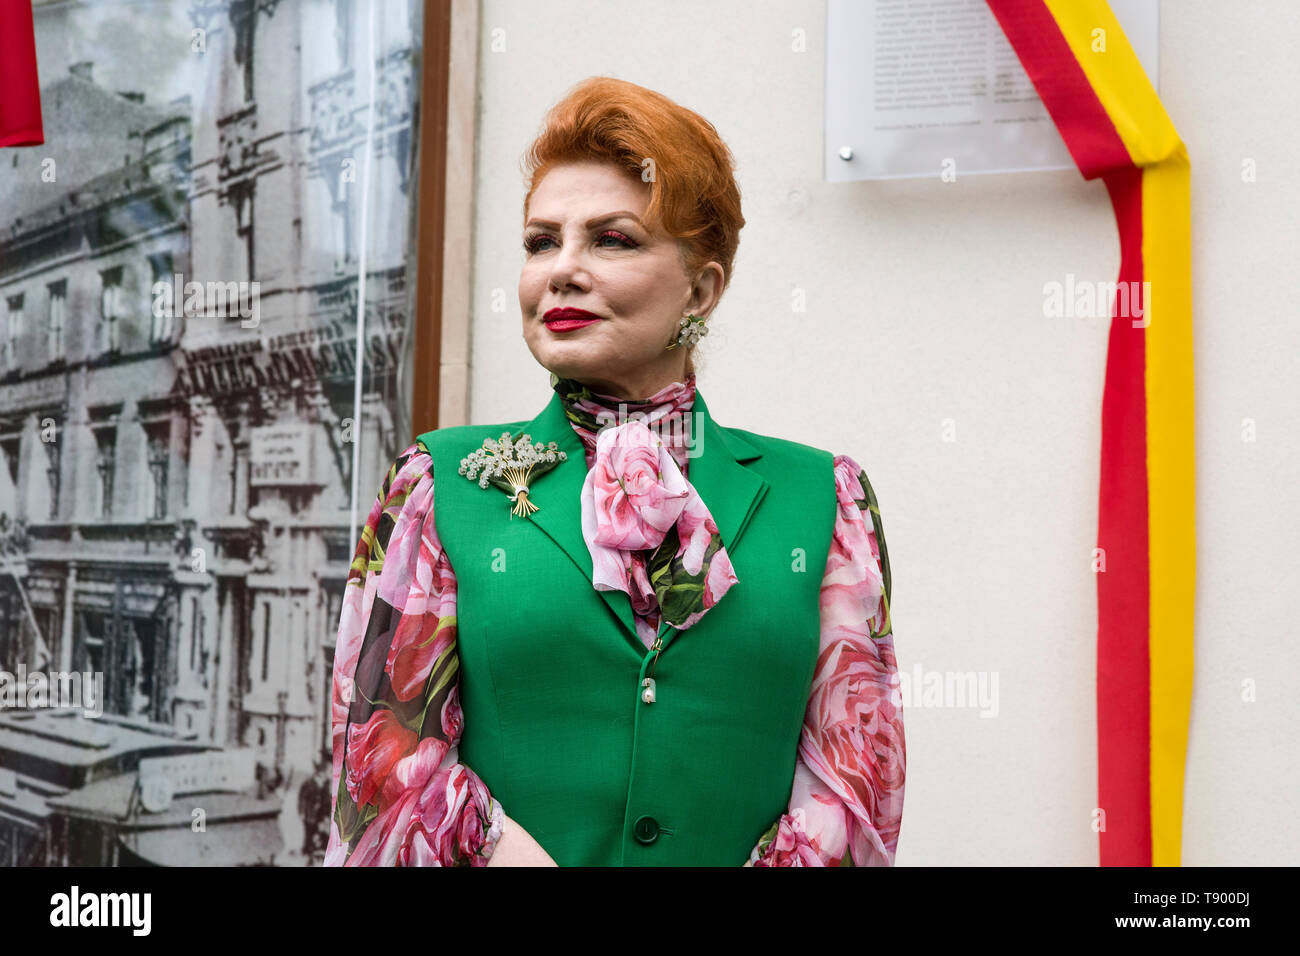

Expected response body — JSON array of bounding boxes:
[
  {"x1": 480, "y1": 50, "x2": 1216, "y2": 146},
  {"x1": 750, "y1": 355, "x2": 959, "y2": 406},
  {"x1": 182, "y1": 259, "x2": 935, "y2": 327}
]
[{"x1": 633, "y1": 815, "x2": 660, "y2": 844}]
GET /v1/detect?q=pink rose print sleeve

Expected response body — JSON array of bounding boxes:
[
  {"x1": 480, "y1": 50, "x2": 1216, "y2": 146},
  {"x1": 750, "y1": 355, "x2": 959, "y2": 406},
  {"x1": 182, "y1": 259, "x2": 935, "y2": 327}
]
[
  {"x1": 324, "y1": 442, "x2": 504, "y2": 866},
  {"x1": 748, "y1": 454, "x2": 904, "y2": 867}
]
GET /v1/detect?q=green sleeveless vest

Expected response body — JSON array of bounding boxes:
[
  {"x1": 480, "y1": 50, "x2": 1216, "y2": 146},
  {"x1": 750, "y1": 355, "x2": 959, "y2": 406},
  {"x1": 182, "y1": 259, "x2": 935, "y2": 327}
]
[{"x1": 418, "y1": 388, "x2": 836, "y2": 866}]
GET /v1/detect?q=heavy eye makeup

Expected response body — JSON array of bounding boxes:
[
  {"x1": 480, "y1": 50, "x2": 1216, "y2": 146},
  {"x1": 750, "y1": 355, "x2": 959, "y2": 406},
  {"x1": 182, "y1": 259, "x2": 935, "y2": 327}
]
[{"x1": 523, "y1": 229, "x2": 639, "y2": 255}]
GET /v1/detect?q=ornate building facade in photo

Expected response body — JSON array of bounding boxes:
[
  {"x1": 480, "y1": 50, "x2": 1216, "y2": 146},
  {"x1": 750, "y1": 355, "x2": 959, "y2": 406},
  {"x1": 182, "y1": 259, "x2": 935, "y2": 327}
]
[{"x1": 0, "y1": 0, "x2": 421, "y2": 866}]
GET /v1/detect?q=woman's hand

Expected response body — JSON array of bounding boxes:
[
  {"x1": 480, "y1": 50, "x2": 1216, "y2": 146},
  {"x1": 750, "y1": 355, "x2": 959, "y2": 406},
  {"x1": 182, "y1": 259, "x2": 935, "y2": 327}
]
[{"x1": 485, "y1": 812, "x2": 559, "y2": 866}]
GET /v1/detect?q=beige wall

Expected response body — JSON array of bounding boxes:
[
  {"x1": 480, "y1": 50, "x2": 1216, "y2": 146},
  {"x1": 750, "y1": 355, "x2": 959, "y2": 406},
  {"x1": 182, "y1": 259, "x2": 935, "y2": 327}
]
[{"x1": 459, "y1": 0, "x2": 1300, "y2": 865}]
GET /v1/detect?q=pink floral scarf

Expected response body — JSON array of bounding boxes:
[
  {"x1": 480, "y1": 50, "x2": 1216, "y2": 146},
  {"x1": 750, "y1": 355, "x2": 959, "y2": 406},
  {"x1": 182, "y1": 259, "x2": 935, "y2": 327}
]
[{"x1": 552, "y1": 373, "x2": 738, "y2": 644}]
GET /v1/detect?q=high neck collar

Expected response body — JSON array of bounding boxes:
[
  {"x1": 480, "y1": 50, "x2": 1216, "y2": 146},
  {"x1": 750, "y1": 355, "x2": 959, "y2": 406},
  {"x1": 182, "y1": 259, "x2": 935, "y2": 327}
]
[{"x1": 550, "y1": 371, "x2": 698, "y2": 471}]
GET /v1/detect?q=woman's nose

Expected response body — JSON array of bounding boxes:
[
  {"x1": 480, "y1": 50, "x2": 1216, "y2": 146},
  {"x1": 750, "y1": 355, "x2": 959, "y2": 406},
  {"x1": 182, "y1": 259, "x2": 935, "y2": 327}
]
[{"x1": 548, "y1": 241, "x2": 590, "y2": 288}]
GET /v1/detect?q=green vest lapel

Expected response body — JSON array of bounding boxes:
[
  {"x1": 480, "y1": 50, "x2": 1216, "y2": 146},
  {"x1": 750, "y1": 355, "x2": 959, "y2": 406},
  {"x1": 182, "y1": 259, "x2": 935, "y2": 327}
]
[{"x1": 518, "y1": 387, "x2": 769, "y2": 653}]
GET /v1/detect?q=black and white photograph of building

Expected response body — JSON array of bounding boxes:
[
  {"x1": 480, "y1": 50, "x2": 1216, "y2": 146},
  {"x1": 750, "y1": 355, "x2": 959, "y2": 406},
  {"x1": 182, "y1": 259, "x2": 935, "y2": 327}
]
[{"x1": 0, "y1": 0, "x2": 422, "y2": 866}]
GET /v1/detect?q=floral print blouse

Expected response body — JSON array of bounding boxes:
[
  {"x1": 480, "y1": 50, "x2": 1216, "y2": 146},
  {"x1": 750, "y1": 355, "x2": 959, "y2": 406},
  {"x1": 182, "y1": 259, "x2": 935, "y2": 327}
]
[{"x1": 325, "y1": 374, "x2": 905, "y2": 866}]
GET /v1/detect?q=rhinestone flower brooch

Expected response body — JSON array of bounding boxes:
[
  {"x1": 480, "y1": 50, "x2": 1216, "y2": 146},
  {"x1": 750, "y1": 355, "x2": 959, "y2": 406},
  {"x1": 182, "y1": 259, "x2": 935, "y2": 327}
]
[{"x1": 459, "y1": 432, "x2": 567, "y2": 517}]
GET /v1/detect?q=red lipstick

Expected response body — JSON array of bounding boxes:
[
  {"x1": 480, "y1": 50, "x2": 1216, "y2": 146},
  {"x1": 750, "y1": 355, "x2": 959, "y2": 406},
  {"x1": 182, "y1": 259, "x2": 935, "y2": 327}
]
[{"x1": 545, "y1": 307, "x2": 603, "y2": 332}]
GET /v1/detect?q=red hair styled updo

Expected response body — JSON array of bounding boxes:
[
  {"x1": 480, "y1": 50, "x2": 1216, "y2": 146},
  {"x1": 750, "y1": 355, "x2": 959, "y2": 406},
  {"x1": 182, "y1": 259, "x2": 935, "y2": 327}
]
[{"x1": 521, "y1": 76, "x2": 746, "y2": 378}]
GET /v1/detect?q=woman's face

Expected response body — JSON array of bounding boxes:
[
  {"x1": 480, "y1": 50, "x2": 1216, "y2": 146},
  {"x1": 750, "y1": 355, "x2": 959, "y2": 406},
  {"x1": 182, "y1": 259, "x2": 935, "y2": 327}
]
[{"x1": 519, "y1": 160, "x2": 722, "y2": 399}]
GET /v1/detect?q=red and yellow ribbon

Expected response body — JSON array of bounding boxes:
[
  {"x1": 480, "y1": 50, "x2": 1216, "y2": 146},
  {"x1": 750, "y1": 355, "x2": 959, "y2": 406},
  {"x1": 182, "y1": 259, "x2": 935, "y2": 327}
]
[{"x1": 986, "y1": 0, "x2": 1194, "y2": 866}]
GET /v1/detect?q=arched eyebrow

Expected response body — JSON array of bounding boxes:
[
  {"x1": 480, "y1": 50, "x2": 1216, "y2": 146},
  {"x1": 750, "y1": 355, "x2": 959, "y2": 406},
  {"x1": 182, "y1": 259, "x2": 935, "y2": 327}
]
[{"x1": 524, "y1": 211, "x2": 646, "y2": 231}]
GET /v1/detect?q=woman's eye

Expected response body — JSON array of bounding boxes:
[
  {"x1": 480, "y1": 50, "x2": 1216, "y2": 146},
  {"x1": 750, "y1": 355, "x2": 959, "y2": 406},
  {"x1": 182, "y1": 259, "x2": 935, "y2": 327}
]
[
  {"x1": 596, "y1": 230, "x2": 635, "y2": 248},
  {"x1": 524, "y1": 231, "x2": 636, "y2": 254}
]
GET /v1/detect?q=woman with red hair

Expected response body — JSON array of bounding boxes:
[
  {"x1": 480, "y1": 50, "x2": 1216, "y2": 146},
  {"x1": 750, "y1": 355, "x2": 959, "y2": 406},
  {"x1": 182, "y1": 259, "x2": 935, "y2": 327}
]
[{"x1": 325, "y1": 76, "x2": 904, "y2": 867}]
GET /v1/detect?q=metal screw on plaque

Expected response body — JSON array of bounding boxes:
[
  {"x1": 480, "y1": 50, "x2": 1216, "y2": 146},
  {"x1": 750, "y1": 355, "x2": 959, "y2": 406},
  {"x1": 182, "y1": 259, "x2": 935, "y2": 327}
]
[{"x1": 838, "y1": 146, "x2": 854, "y2": 160}]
